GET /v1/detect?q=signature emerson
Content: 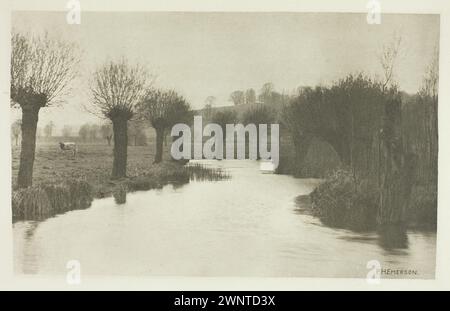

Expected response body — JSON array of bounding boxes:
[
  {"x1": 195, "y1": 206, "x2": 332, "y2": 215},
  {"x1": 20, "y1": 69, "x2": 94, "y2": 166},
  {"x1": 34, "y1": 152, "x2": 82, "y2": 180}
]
[{"x1": 171, "y1": 116, "x2": 280, "y2": 168}]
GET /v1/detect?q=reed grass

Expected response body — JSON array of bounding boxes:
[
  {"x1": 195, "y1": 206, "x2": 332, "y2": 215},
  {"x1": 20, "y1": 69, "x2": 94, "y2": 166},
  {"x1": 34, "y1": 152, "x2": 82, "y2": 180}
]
[
  {"x1": 12, "y1": 179, "x2": 93, "y2": 222},
  {"x1": 309, "y1": 169, "x2": 378, "y2": 231},
  {"x1": 125, "y1": 163, "x2": 229, "y2": 193},
  {"x1": 185, "y1": 163, "x2": 230, "y2": 181},
  {"x1": 12, "y1": 158, "x2": 230, "y2": 222},
  {"x1": 307, "y1": 169, "x2": 437, "y2": 231}
]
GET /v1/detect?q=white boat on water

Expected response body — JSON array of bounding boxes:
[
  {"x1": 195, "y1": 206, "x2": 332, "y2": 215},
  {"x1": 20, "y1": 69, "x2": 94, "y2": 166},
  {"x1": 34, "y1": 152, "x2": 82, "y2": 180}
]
[{"x1": 259, "y1": 160, "x2": 276, "y2": 174}]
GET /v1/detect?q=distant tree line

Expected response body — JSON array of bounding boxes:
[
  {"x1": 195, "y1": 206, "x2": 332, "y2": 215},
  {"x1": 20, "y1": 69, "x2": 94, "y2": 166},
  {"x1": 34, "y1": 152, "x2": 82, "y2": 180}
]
[
  {"x1": 78, "y1": 122, "x2": 122, "y2": 145},
  {"x1": 227, "y1": 82, "x2": 291, "y2": 106}
]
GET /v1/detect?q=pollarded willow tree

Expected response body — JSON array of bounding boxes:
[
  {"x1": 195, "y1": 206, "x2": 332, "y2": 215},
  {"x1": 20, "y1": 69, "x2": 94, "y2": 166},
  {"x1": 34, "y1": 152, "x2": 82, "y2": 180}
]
[
  {"x1": 91, "y1": 59, "x2": 149, "y2": 178},
  {"x1": 137, "y1": 89, "x2": 192, "y2": 163},
  {"x1": 282, "y1": 75, "x2": 386, "y2": 177},
  {"x1": 11, "y1": 32, "x2": 78, "y2": 188}
]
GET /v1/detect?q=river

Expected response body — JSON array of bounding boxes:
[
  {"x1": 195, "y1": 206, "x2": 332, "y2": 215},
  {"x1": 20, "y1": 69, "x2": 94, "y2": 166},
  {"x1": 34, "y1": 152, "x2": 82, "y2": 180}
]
[{"x1": 13, "y1": 160, "x2": 436, "y2": 278}]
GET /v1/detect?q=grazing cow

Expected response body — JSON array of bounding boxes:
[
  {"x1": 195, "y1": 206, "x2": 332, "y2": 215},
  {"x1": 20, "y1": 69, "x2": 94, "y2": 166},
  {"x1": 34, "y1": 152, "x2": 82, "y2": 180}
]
[{"x1": 59, "y1": 142, "x2": 77, "y2": 156}]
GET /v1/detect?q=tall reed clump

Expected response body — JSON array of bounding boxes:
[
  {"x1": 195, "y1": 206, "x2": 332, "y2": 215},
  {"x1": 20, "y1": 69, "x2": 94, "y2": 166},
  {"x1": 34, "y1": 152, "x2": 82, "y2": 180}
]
[
  {"x1": 308, "y1": 169, "x2": 437, "y2": 231},
  {"x1": 160, "y1": 167, "x2": 190, "y2": 184},
  {"x1": 12, "y1": 179, "x2": 93, "y2": 221},
  {"x1": 126, "y1": 176, "x2": 159, "y2": 192},
  {"x1": 125, "y1": 163, "x2": 229, "y2": 193},
  {"x1": 126, "y1": 168, "x2": 190, "y2": 192},
  {"x1": 309, "y1": 169, "x2": 378, "y2": 231}
]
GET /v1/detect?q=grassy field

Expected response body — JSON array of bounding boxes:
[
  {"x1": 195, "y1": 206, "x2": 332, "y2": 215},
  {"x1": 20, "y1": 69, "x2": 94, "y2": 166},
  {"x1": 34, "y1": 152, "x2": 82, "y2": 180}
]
[
  {"x1": 11, "y1": 136, "x2": 233, "y2": 221},
  {"x1": 11, "y1": 139, "x2": 182, "y2": 199}
]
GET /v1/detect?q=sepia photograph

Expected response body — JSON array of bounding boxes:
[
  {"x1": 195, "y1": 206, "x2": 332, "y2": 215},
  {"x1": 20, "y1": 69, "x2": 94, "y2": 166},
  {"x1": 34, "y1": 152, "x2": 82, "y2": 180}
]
[{"x1": 4, "y1": 2, "x2": 443, "y2": 286}]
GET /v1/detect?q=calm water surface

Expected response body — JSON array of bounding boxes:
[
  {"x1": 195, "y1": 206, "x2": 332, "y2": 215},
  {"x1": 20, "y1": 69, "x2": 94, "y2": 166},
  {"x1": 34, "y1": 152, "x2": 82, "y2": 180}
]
[{"x1": 13, "y1": 160, "x2": 436, "y2": 278}]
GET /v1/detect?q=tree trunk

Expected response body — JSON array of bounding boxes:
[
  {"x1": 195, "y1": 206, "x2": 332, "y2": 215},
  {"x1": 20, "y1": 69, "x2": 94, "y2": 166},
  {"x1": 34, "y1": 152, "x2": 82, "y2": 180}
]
[
  {"x1": 378, "y1": 149, "x2": 416, "y2": 225},
  {"x1": 111, "y1": 117, "x2": 128, "y2": 179},
  {"x1": 154, "y1": 127, "x2": 164, "y2": 163},
  {"x1": 107, "y1": 136, "x2": 112, "y2": 146},
  {"x1": 377, "y1": 96, "x2": 415, "y2": 225},
  {"x1": 17, "y1": 105, "x2": 40, "y2": 188}
]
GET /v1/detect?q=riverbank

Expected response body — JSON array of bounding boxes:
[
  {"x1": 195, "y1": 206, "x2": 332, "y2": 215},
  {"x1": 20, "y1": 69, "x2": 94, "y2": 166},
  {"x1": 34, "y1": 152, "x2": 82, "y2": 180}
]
[
  {"x1": 12, "y1": 143, "x2": 175, "y2": 195},
  {"x1": 295, "y1": 169, "x2": 437, "y2": 231},
  {"x1": 12, "y1": 144, "x2": 230, "y2": 222},
  {"x1": 11, "y1": 143, "x2": 227, "y2": 221},
  {"x1": 13, "y1": 159, "x2": 436, "y2": 277}
]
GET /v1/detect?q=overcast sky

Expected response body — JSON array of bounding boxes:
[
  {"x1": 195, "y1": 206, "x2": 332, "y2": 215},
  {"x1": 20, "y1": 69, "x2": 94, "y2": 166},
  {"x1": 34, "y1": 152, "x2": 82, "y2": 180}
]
[{"x1": 12, "y1": 12, "x2": 439, "y2": 133}]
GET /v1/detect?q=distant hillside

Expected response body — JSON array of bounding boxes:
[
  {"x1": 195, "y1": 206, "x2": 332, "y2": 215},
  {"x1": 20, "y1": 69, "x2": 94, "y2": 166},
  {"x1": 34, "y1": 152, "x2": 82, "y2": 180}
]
[{"x1": 195, "y1": 101, "x2": 284, "y2": 120}]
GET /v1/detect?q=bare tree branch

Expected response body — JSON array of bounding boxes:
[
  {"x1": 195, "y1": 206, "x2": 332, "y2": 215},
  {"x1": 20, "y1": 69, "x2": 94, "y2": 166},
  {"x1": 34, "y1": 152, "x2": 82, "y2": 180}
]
[
  {"x1": 378, "y1": 33, "x2": 403, "y2": 90},
  {"x1": 420, "y1": 45, "x2": 439, "y2": 100},
  {"x1": 90, "y1": 58, "x2": 152, "y2": 120},
  {"x1": 10, "y1": 31, "x2": 79, "y2": 108}
]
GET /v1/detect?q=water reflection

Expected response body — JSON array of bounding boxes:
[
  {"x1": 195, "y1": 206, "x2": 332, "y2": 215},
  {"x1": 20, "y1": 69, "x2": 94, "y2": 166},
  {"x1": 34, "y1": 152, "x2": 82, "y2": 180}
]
[
  {"x1": 24, "y1": 221, "x2": 39, "y2": 239},
  {"x1": 112, "y1": 164, "x2": 229, "y2": 204},
  {"x1": 13, "y1": 160, "x2": 436, "y2": 278},
  {"x1": 113, "y1": 186, "x2": 127, "y2": 205},
  {"x1": 377, "y1": 224, "x2": 409, "y2": 251},
  {"x1": 17, "y1": 221, "x2": 40, "y2": 274},
  {"x1": 294, "y1": 193, "x2": 423, "y2": 253}
]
